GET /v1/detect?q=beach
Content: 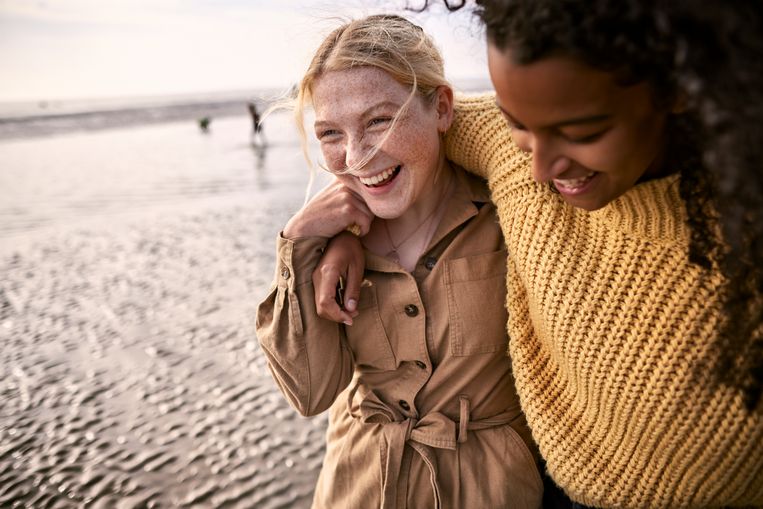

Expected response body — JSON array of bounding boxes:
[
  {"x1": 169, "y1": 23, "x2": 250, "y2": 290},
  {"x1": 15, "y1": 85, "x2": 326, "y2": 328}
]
[{"x1": 0, "y1": 108, "x2": 330, "y2": 507}]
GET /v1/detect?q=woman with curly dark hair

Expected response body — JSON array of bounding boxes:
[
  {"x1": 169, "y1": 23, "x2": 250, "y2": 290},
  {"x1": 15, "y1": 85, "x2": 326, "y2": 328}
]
[{"x1": 310, "y1": 0, "x2": 763, "y2": 507}]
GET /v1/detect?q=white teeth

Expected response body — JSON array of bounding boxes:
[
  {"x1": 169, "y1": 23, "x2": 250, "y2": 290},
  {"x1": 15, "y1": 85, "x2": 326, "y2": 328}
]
[
  {"x1": 360, "y1": 166, "x2": 397, "y2": 186},
  {"x1": 554, "y1": 171, "x2": 595, "y2": 189}
]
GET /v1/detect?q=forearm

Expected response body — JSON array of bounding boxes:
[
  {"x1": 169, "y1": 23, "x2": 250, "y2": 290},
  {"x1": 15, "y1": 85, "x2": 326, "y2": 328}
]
[{"x1": 445, "y1": 93, "x2": 525, "y2": 182}]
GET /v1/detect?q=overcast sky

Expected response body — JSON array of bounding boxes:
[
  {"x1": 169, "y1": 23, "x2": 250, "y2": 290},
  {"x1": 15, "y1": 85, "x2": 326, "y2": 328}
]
[{"x1": 0, "y1": 0, "x2": 489, "y2": 102}]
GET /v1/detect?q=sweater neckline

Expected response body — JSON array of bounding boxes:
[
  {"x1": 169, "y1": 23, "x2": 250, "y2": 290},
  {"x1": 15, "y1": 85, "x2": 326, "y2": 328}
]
[{"x1": 586, "y1": 173, "x2": 688, "y2": 244}]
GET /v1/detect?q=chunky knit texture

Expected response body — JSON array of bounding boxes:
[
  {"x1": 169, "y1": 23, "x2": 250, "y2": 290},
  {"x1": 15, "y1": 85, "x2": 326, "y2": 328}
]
[{"x1": 445, "y1": 94, "x2": 763, "y2": 508}]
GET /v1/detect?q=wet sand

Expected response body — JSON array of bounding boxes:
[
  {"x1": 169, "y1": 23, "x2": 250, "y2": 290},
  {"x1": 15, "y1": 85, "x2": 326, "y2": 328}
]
[{"x1": 0, "y1": 114, "x2": 330, "y2": 507}]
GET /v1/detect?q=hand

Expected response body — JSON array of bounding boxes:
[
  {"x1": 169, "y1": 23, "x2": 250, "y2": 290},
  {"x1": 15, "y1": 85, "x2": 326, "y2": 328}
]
[
  {"x1": 283, "y1": 179, "x2": 373, "y2": 239},
  {"x1": 313, "y1": 231, "x2": 366, "y2": 325}
]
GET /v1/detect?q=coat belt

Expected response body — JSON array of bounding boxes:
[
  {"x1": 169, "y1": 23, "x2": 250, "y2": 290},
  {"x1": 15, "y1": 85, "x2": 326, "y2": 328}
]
[{"x1": 354, "y1": 392, "x2": 517, "y2": 509}]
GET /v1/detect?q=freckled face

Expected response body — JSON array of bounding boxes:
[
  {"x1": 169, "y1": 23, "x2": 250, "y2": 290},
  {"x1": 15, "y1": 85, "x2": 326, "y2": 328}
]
[
  {"x1": 487, "y1": 43, "x2": 670, "y2": 211},
  {"x1": 311, "y1": 67, "x2": 447, "y2": 219}
]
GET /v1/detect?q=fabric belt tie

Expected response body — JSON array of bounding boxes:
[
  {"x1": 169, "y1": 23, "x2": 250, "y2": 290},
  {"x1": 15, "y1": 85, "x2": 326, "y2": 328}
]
[{"x1": 356, "y1": 393, "x2": 516, "y2": 509}]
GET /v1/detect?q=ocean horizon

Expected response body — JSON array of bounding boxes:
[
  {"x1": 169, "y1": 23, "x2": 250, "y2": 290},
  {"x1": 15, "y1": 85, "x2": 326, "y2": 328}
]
[
  {"x1": 0, "y1": 88, "x2": 285, "y2": 140},
  {"x1": 0, "y1": 77, "x2": 492, "y2": 140}
]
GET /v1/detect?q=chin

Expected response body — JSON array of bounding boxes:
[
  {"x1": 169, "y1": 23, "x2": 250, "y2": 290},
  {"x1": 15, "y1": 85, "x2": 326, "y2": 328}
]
[
  {"x1": 564, "y1": 196, "x2": 609, "y2": 212},
  {"x1": 369, "y1": 203, "x2": 403, "y2": 220},
  {"x1": 367, "y1": 195, "x2": 413, "y2": 219}
]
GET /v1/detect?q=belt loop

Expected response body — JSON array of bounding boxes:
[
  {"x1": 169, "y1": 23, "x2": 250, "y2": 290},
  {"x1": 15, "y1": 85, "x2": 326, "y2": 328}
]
[
  {"x1": 346, "y1": 381, "x2": 361, "y2": 419},
  {"x1": 457, "y1": 396, "x2": 470, "y2": 443}
]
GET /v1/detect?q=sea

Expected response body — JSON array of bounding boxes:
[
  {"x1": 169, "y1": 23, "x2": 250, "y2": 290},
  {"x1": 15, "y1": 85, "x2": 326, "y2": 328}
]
[{"x1": 0, "y1": 89, "x2": 283, "y2": 140}]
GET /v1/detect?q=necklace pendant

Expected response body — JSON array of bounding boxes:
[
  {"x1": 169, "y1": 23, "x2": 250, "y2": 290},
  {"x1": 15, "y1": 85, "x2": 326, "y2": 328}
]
[{"x1": 387, "y1": 250, "x2": 400, "y2": 264}]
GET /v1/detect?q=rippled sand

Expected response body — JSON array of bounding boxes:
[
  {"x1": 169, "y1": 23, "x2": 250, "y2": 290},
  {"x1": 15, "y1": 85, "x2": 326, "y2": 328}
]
[{"x1": 0, "y1": 116, "x2": 330, "y2": 507}]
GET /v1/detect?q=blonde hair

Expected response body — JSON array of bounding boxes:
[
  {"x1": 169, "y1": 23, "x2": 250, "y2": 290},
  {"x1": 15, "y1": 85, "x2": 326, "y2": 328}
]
[{"x1": 290, "y1": 14, "x2": 449, "y2": 200}]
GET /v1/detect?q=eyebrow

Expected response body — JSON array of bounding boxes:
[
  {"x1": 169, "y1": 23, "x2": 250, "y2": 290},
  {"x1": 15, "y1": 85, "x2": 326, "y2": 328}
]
[
  {"x1": 314, "y1": 100, "x2": 403, "y2": 129},
  {"x1": 494, "y1": 100, "x2": 611, "y2": 129}
]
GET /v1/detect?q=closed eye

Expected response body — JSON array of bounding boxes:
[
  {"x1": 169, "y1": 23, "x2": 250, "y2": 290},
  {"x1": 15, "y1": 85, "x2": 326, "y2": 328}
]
[
  {"x1": 317, "y1": 128, "x2": 340, "y2": 140},
  {"x1": 369, "y1": 117, "x2": 392, "y2": 127},
  {"x1": 567, "y1": 129, "x2": 609, "y2": 144},
  {"x1": 500, "y1": 113, "x2": 527, "y2": 132}
]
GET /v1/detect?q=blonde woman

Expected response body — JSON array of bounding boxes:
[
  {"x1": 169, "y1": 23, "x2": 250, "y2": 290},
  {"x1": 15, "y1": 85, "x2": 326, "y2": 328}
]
[{"x1": 255, "y1": 14, "x2": 542, "y2": 509}]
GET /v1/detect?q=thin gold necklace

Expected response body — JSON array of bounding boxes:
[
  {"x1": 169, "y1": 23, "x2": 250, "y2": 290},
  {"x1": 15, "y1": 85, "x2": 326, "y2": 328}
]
[{"x1": 383, "y1": 172, "x2": 452, "y2": 264}]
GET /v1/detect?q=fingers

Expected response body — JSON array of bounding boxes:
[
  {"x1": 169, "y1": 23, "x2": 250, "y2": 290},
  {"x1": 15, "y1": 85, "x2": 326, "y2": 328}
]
[
  {"x1": 341, "y1": 249, "x2": 365, "y2": 314},
  {"x1": 340, "y1": 194, "x2": 374, "y2": 236},
  {"x1": 312, "y1": 231, "x2": 366, "y2": 324},
  {"x1": 325, "y1": 179, "x2": 374, "y2": 233},
  {"x1": 313, "y1": 262, "x2": 355, "y2": 325},
  {"x1": 285, "y1": 182, "x2": 374, "y2": 239}
]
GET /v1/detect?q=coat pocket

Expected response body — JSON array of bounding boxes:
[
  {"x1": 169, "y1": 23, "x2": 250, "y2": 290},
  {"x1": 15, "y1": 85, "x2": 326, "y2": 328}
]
[
  {"x1": 345, "y1": 285, "x2": 396, "y2": 371},
  {"x1": 444, "y1": 249, "x2": 509, "y2": 356}
]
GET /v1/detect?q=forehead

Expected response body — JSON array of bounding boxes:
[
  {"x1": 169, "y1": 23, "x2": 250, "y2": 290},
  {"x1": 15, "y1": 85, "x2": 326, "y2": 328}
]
[
  {"x1": 487, "y1": 44, "x2": 641, "y2": 125},
  {"x1": 312, "y1": 67, "x2": 410, "y2": 118}
]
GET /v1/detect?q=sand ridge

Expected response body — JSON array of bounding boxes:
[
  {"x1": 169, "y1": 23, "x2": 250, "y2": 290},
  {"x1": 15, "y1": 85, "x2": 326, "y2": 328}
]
[{"x1": 0, "y1": 205, "x2": 327, "y2": 507}]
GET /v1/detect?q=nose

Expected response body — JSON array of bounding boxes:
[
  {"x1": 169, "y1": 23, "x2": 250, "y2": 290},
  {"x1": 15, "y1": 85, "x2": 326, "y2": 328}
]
[
  {"x1": 344, "y1": 134, "x2": 370, "y2": 171},
  {"x1": 524, "y1": 134, "x2": 570, "y2": 183}
]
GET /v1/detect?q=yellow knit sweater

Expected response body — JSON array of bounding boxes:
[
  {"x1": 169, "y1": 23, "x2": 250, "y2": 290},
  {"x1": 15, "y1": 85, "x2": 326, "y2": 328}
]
[{"x1": 445, "y1": 94, "x2": 763, "y2": 508}]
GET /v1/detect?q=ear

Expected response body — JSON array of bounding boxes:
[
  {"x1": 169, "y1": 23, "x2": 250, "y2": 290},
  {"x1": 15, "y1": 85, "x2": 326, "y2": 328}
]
[{"x1": 434, "y1": 85, "x2": 455, "y2": 133}]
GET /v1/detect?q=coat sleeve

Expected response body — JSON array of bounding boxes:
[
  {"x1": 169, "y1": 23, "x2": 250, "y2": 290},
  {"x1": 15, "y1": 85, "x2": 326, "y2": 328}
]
[{"x1": 255, "y1": 234, "x2": 354, "y2": 417}]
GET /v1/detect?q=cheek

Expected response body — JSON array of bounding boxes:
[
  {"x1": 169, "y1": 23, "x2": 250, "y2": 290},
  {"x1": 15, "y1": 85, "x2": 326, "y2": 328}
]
[
  {"x1": 604, "y1": 127, "x2": 658, "y2": 178},
  {"x1": 382, "y1": 112, "x2": 441, "y2": 160},
  {"x1": 320, "y1": 144, "x2": 346, "y2": 172},
  {"x1": 567, "y1": 130, "x2": 644, "y2": 177}
]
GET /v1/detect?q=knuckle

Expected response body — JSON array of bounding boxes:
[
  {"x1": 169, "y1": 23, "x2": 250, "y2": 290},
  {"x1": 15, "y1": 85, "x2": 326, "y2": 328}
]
[
  {"x1": 319, "y1": 264, "x2": 337, "y2": 277},
  {"x1": 315, "y1": 295, "x2": 329, "y2": 311}
]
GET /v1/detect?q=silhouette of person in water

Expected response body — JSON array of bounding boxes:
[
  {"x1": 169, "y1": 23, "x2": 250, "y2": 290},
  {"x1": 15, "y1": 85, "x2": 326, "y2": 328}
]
[{"x1": 248, "y1": 102, "x2": 267, "y2": 147}]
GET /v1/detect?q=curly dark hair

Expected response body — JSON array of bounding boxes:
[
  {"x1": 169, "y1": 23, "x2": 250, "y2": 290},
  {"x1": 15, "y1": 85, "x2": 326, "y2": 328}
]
[
  {"x1": 425, "y1": 0, "x2": 763, "y2": 408},
  {"x1": 662, "y1": 0, "x2": 763, "y2": 409}
]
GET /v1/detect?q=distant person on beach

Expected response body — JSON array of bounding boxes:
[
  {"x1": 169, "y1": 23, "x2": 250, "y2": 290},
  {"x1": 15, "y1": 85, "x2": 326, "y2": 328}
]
[
  {"x1": 198, "y1": 116, "x2": 211, "y2": 132},
  {"x1": 248, "y1": 102, "x2": 266, "y2": 146},
  {"x1": 256, "y1": 15, "x2": 542, "y2": 508},
  {"x1": 311, "y1": 1, "x2": 763, "y2": 507}
]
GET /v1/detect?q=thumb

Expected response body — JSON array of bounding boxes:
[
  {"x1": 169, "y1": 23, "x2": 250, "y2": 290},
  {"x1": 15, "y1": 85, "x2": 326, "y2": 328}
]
[{"x1": 342, "y1": 260, "x2": 364, "y2": 314}]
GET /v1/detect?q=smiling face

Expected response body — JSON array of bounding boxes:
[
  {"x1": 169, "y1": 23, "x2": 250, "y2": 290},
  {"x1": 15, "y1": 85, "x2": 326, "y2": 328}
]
[
  {"x1": 487, "y1": 43, "x2": 671, "y2": 211},
  {"x1": 311, "y1": 66, "x2": 451, "y2": 219}
]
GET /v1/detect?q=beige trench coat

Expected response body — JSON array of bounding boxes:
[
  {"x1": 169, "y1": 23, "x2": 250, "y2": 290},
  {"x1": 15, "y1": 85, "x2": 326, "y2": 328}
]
[{"x1": 256, "y1": 169, "x2": 543, "y2": 508}]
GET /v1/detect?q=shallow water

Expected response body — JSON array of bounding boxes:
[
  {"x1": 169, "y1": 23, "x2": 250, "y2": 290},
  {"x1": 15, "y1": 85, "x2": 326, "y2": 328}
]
[
  {"x1": 0, "y1": 114, "x2": 330, "y2": 508},
  {"x1": 0, "y1": 114, "x2": 307, "y2": 238}
]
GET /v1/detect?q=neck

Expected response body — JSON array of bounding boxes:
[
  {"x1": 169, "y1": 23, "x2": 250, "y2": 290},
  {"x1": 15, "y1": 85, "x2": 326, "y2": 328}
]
[
  {"x1": 388, "y1": 159, "x2": 453, "y2": 237},
  {"x1": 378, "y1": 160, "x2": 454, "y2": 271}
]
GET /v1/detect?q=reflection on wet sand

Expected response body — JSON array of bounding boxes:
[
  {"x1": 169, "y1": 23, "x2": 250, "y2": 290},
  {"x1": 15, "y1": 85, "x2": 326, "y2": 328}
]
[{"x1": 0, "y1": 114, "x2": 328, "y2": 507}]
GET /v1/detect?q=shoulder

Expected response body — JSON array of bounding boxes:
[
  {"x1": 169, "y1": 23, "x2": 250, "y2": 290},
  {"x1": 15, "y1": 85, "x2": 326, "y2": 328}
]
[
  {"x1": 447, "y1": 93, "x2": 531, "y2": 191},
  {"x1": 451, "y1": 93, "x2": 506, "y2": 138},
  {"x1": 453, "y1": 92, "x2": 499, "y2": 113}
]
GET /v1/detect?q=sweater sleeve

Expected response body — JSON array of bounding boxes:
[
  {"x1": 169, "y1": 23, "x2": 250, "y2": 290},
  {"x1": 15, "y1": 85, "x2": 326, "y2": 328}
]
[
  {"x1": 445, "y1": 93, "x2": 532, "y2": 197},
  {"x1": 255, "y1": 234, "x2": 354, "y2": 417}
]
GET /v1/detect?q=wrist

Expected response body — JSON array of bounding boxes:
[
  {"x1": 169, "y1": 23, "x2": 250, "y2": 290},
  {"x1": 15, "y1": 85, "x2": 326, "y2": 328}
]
[{"x1": 282, "y1": 216, "x2": 305, "y2": 240}]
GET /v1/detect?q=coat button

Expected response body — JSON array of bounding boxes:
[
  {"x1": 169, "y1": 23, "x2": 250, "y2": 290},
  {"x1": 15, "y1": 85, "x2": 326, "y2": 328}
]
[
  {"x1": 398, "y1": 400, "x2": 410, "y2": 411},
  {"x1": 281, "y1": 266, "x2": 290, "y2": 280},
  {"x1": 414, "y1": 360, "x2": 426, "y2": 370},
  {"x1": 404, "y1": 304, "x2": 419, "y2": 317},
  {"x1": 424, "y1": 256, "x2": 437, "y2": 270}
]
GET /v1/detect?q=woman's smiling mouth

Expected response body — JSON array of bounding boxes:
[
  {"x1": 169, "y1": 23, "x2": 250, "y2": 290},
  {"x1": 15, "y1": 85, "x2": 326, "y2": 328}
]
[
  {"x1": 359, "y1": 165, "x2": 401, "y2": 187},
  {"x1": 553, "y1": 170, "x2": 596, "y2": 193}
]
